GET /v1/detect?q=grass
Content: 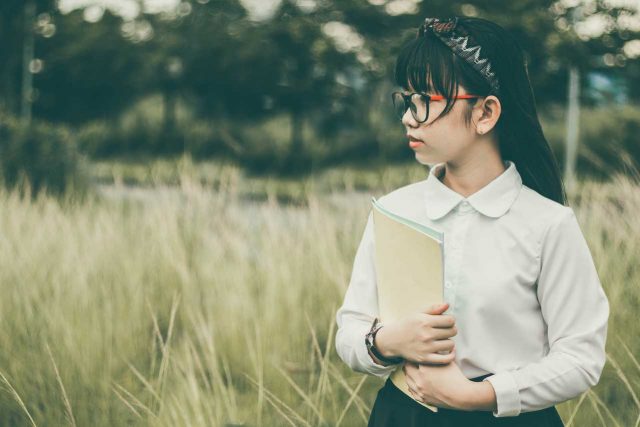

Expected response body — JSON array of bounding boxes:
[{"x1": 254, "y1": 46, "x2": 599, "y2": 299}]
[{"x1": 0, "y1": 159, "x2": 637, "y2": 426}]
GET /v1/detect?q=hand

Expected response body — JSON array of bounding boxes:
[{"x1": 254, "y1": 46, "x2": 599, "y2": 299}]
[
  {"x1": 402, "y1": 354, "x2": 475, "y2": 410},
  {"x1": 375, "y1": 302, "x2": 457, "y2": 365}
]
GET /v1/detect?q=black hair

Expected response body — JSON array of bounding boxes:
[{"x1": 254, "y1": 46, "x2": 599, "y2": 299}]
[{"x1": 394, "y1": 16, "x2": 567, "y2": 206}]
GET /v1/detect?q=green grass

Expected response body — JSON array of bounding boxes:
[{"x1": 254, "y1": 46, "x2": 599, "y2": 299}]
[{"x1": 0, "y1": 161, "x2": 637, "y2": 426}]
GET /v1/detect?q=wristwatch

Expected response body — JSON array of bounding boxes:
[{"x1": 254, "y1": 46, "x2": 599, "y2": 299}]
[{"x1": 365, "y1": 318, "x2": 404, "y2": 365}]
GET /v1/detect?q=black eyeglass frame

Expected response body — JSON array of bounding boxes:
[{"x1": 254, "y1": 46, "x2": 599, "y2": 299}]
[{"x1": 391, "y1": 91, "x2": 482, "y2": 123}]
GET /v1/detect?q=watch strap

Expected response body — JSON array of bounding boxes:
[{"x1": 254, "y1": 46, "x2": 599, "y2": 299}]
[{"x1": 366, "y1": 318, "x2": 403, "y2": 364}]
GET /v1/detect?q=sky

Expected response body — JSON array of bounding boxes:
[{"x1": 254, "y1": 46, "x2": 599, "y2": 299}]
[
  {"x1": 58, "y1": 0, "x2": 181, "y2": 20},
  {"x1": 58, "y1": 0, "x2": 639, "y2": 26},
  {"x1": 58, "y1": 0, "x2": 284, "y2": 20},
  {"x1": 57, "y1": 0, "x2": 640, "y2": 56}
]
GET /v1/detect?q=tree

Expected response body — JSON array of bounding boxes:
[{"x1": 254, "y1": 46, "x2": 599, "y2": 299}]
[
  {"x1": 33, "y1": 9, "x2": 153, "y2": 123},
  {"x1": 0, "y1": 0, "x2": 56, "y2": 116}
]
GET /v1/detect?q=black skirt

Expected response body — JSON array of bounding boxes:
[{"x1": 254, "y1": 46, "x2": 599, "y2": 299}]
[{"x1": 367, "y1": 373, "x2": 565, "y2": 427}]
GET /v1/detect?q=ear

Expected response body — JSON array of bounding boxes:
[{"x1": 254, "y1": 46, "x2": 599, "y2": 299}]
[{"x1": 473, "y1": 95, "x2": 501, "y2": 135}]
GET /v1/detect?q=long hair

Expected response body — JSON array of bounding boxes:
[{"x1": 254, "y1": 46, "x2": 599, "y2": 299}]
[{"x1": 394, "y1": 16, "x2": 567, "y2": 206}]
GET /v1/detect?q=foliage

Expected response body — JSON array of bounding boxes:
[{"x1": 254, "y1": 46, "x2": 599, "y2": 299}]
[
  {"x1": 1, "y1": 0, "x2": 638, "y2": 166},
  {"x1": 0, "y1": 113, "x2": 88, "y2": 196}
]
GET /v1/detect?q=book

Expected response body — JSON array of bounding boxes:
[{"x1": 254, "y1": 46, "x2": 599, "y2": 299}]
[{"x1": 370, "y1": 196, "x2": 445, "y2": 413}]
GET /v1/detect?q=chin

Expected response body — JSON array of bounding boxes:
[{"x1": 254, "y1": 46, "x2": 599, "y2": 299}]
[{"x1": 415, "y1": 153, "x2": 439, "y2": 167}]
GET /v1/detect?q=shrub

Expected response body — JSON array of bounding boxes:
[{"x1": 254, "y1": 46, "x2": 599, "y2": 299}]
[{"x1": 0, "y1": 113, "x2": 89, "y2": 196}]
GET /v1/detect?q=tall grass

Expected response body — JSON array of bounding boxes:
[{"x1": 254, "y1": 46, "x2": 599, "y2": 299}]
[{"x1": 0, "y1": 160, "x2": 637, "y2": 426}]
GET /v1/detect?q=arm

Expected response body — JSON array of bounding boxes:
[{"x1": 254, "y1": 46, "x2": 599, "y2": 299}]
[
  {"x1": 368, "y1": 345, "x2": 394, "y2": 367},
  {"x1": 335, "y1": 210, "x2": 402, "y2": 377},
  {"x1": 459, "y1": 381, "x2": 497, "y2": 412},
  {"x1": 482, "y1": 207, "x2": 610, "y2": 417}
]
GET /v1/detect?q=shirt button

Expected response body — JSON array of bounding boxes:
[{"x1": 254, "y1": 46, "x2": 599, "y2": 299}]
[{"x1": 445, "y1": 281, "x2": 452, "y2": 289}]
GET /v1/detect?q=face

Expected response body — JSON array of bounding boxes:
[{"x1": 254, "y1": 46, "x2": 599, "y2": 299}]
[{"x1": 402, "y1": 83, "x2": 481, "y2": 167}]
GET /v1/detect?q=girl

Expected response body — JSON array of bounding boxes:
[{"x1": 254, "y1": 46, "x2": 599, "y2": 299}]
[{"x1": 335, "y1": 16, "x2": 610, "y2": 426}]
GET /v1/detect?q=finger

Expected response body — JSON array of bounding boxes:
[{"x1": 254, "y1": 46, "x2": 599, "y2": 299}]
[
  {"x1": 404, "y1": 367, "x2": 418, "y2": 392},
  {"x1": 430, "y1": 314, "x2": 456, "y2": 328},
  {"x1": 423, "y1": 302, "x2": 449, "y2": 315},
  {"x1": 407, "y1": 385, "x2": 417, "y2": 398},
  {"x1": 405, "y1": 376, "x2": 425, "y2": 404},
  {"x1": 422, "y1": 349, "x2": 456, "y2": 365},
  {"x1": 403, "y1": 363, "x2": 414, "y2": 377},
  {"x1": 432, "y1": 338, "x2": 455, "y2": 352},
  {"x1": 431, "y1": 327, "x2": 458, "y2": 340},
  {"x1": 408, "y1": 387, "x2": 421, "y2": 401}
]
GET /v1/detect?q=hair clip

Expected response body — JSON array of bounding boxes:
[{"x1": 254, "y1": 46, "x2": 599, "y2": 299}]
[
  {"x1": 417, "y1": 17, "x2": 501, "y2": 95},
  {"x1": 422, "y1": 17, "x2": 459, "y2": 35}
]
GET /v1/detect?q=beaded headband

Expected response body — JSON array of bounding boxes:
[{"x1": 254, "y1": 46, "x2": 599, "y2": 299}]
[{"x1": 417, "y1": 17, "x2": 501, "y2": 96}]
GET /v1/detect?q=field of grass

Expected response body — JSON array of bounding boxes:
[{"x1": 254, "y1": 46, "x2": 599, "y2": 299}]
[{"x1": 0, "y1": 158, "x2": 638, "y2": 426}]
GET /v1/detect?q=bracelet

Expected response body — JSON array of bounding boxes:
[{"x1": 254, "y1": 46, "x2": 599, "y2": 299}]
[{"x1": 365, "y1": 318, "x2": 404, "y2": 365}]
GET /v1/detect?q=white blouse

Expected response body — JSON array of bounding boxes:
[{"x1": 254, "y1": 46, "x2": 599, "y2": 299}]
[{"x1": 335, "y1": 159, "x2": 610, "y2": 417}]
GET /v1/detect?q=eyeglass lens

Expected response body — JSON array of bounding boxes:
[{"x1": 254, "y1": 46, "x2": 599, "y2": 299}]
[{"x1": 392, "y1": 92, "x2": 428, "y2": 122}]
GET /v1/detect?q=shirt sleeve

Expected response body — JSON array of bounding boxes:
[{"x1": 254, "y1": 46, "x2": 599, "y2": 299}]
[
  {"x1": 335, "y1": 209, "x2": 401, "y2": 378},
  {"x1": 483, "y1": 206, "x2": 610, "y2": 417}
]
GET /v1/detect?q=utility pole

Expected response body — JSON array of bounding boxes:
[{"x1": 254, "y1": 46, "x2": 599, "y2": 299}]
[
  {"x1": 21, "y1": 0, "x2": 36, "y2": 126},
  {"x1": 564, "y1": 66, "x2": 580, "y2": 195},
  {"x1": 564, "y1": 4, "x2": 584, "y2": 196}
]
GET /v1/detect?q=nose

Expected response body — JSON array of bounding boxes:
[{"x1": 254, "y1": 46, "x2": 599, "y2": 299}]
[{"x1": 401, "y1": 107, "x2": 418, "y2": 128}]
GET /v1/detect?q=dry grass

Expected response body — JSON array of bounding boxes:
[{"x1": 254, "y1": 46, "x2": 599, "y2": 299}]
[{"x1": 0, "y1": 158, "x2": 637, "y2": 426}]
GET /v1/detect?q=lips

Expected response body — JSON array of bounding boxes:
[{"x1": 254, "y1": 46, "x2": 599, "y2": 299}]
[{"x1": 406, "y1": 133, "x2": 425, "y2": 150}]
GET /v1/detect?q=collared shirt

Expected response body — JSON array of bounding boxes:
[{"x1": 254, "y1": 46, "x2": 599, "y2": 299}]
[{"x1": 335, "y1": 159, "x2": 610, "y2": 417}]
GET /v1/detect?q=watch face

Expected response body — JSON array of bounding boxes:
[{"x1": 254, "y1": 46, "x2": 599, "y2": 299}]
[{"x1": 366, "y1": 318, "x2": 381, "y2": 347}]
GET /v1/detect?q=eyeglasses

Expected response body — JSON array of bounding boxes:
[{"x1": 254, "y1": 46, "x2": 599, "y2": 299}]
[{"x1": 391, "y1": 91, "x2": 482, "y2": 123}]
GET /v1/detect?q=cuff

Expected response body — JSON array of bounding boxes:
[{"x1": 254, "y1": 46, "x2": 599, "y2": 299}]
[
  {"x1": 354, "y1": 322, "x2": 400, "y2": 377},
  {"x1": 483, "y1": 372, "x2": 521, "y2": 417}
]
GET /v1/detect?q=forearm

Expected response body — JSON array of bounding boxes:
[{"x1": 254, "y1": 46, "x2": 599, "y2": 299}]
[
  {"x1": 335, "y1": 319, "x2": 398, "y2": 377},
  {"x1": 457, "y1": 381, "x2": 497, "y2": 412}
]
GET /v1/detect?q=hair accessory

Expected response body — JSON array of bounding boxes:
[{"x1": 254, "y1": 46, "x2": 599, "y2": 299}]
[{"x1": 418, "y1": 17, "x2": 501, "y2": 95}]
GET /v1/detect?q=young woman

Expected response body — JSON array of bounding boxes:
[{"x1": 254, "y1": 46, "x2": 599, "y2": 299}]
[{"x1": 335, "y1": 16, "x2": 610, "y2": 426}]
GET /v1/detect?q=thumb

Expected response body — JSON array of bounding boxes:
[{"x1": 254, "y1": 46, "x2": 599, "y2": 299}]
[{"x1": 425, "y1": 302, "x2": 449, "y2": 315}]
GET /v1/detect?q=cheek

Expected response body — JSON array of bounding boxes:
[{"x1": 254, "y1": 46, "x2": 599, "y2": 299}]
[
  {"x1": 416, "y1": 107, "x2": 473, "y2": 151},
  {"x1": 421, "y1": 129, "x2": 458, "y2": 152},
  {"x1": 431, "y1": 121, "x2": 473, "y2": 149}
]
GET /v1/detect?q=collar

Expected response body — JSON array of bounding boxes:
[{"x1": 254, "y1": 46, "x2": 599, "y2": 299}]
[{"x1": 423, "y1": 159, "x2": 522, "y2": 220}]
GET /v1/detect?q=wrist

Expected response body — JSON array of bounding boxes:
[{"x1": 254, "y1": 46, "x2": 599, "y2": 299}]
[
  {"x1": 374, "y1": 325, "x2": 400, "y2": 359},
  {"x1": 365, "y1": 318, "x2": 403, "y2": 365},
  {"x1": 457, "y1": 381, "x2": 497, "y2": 411}
]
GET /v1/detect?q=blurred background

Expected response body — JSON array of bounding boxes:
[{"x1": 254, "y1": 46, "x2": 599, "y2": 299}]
[
  {"x1": 0, "y1": 1, "x2": 639, "y2": 426},
  {"x1": 0, "y1": 0, "x2": 639, "y2": 192}
]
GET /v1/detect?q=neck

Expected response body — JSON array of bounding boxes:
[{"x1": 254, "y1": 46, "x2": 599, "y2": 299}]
[{"x1": 437, "y1": 154, "x2": 507, "y2": 198}]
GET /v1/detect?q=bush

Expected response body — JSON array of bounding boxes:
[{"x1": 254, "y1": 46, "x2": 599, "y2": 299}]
[
  {"x1": 0, "y1": 113, "x2": 89, "y2": 196},
  {"x1": 540, "y1": 104, "x2": 640, "y2": 180}
]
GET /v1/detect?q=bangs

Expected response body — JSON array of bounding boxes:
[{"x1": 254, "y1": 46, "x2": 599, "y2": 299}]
[{"x1": 394, "y1": 33, "x2": 464, "y2": 121}]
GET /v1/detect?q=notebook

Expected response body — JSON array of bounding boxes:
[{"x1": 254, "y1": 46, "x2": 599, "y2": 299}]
[{"x1": 370, "y1": 196, "x2": 445, "y2": 413}]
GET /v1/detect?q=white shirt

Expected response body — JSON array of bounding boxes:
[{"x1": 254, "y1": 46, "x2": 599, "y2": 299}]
[{"x1": 334, "y1": 159, "x2": 610, "y2": 418}]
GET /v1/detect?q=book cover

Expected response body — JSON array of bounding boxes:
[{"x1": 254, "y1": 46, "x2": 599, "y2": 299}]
[{"x1": 371, "y1": 196, "x2": 445, "y2": 412}]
